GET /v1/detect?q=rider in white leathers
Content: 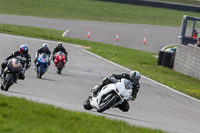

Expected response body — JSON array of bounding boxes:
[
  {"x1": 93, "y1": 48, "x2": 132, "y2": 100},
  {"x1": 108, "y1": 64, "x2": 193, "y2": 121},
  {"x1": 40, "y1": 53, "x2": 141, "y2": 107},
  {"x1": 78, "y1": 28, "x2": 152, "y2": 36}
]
[{"x1": 92, "y1": 70, "x2": 141, "y2": 112}]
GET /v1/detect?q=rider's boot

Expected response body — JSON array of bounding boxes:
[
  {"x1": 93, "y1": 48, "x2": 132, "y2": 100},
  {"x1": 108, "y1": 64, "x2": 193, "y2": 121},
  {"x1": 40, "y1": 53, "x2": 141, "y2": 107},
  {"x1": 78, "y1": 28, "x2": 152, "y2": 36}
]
[
  {"x1": 91, "y1": 84, "x2": 102, "y2": 96},
  {"x1": 46, "y1": 66, "x2": 49, "y2": 72},
  {"x1": 34, "y1": 63, "x2": 37, "y2": 71},
  {"x1": 91, "y1": 77, "x2": 112, "y2": 96},
  {"x1": 34, "y1": 58, "x2": 38, "y2": 70}
]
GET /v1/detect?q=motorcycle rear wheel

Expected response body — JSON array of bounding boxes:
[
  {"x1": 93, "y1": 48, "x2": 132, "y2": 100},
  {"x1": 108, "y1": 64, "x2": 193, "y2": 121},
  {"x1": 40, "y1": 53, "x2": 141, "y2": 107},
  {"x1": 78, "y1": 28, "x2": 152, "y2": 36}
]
[{"x1": 97, "y1": 94, "x2": 118, "y2": 113}]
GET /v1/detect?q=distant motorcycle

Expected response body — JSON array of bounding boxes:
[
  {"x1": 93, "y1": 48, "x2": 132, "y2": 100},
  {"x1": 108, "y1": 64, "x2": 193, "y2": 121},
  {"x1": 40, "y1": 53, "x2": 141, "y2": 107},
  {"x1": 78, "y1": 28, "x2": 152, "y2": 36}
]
[
  {"x1": 35, "y1": 53, "x2": 50, "y2": 78},
  {"x1": 83, "y1": 78, "x2": 133, "y2": 113},
  {"x1": 1, "y1": 59, "x2": 23, "y2": 91},
  {"x1": 54, "y1": 51, "x2": 66, "y2": 74}
]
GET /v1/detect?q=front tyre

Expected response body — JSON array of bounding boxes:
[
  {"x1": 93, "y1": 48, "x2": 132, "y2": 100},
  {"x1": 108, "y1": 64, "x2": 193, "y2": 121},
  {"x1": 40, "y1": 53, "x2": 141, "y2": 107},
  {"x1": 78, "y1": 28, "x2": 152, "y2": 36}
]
[
  {"x1": 57, "y1": 63, "x2": 62, "y2": 74},
  {"x1": 83, "y1": 97, "x2": 93, "y2": 110},
  {"x1": 1, "y1": 84, "x2": 4, "y2": 90},
  {"x1": 4, "y1": 73, "x2": 14, "y2": 91},
  {"x1": 97, "y1": 94, "x2": 118, "y2": 113},
  {"x1": 37, "y1": 67, "x2": 42, "y2": 78}
]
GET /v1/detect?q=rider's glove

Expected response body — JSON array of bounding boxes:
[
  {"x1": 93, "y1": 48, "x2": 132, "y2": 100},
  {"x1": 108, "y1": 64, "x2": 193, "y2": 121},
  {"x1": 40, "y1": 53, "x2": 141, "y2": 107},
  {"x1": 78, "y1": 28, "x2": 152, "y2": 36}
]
[
  {"x1": 129, "y1": 96, "x2": 135, "y2": 101},
  {"x1": 1, "y1": 60, "x2": 7, "y2": 68},
  {"x1": 91, "y1": 85, "x2": 99, "y2": 96},
  {"x1": 109, "y1": 77, "x2": 116, "y2": 83}
]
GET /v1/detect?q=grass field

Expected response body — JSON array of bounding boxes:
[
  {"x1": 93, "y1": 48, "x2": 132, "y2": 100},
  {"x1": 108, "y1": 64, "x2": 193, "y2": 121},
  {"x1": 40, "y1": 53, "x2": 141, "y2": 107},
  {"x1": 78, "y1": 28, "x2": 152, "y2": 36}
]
[
  {"x1": 0, "y1": 0, "x2": 200, "y2": 27},
  {"x1": 0, "y1": 94, "x2": 166, "y2": 133}
]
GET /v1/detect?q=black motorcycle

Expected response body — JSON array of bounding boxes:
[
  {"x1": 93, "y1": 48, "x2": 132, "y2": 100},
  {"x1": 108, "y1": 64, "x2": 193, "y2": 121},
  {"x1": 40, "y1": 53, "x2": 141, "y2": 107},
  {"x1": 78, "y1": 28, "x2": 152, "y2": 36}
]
[{"x1": 1, "y1": 59, "x2": 23, "y2": 91}]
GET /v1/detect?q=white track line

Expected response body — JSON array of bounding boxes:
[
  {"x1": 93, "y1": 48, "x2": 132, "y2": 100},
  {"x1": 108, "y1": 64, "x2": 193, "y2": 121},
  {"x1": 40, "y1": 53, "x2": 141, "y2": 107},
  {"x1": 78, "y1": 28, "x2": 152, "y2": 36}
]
[
  {"x1": 62, "y1": 30, "x2": 70, "y2": 37},
  {"x1": 82, "y1": 49, "x2": 200, "y2": 103}
]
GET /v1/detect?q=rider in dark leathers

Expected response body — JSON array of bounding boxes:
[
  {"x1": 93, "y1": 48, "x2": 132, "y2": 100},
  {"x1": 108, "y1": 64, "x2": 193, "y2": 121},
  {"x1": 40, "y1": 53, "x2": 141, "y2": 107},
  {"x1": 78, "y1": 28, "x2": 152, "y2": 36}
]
[
  {"x1": 52, "y1": 42, "x2": 68, "y2": 61},
  {"x1": 34, "y1": 43, "x2": 51, "y2": 66},
  {"x1": 92, "y1": 70, "x2": 141, "y2": 112},
  {"x1": 0, "y1": 44, "x2": 31, "y2": 80}
]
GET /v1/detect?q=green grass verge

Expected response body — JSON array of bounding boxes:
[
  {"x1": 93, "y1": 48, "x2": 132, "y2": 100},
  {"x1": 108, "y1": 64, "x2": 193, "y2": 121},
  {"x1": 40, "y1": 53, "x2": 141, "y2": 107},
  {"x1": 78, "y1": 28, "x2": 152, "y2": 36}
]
[
  {"x1": 0, "y1": 24, "x2": 200, "y2": 100},
  {"x1": 0, "y1": 94, "x2": 166, "y2": 133},
  {"x1": 1, "y1": 0, "x2": 200, "y2": 27}
]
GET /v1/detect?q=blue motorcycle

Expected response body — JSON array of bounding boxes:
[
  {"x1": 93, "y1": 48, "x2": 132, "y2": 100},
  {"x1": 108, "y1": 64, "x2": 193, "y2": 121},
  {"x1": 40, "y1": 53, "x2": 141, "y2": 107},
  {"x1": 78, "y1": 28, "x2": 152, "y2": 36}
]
[{"x1": 35, "y1": 53, "x2": 50, "y2": 78}]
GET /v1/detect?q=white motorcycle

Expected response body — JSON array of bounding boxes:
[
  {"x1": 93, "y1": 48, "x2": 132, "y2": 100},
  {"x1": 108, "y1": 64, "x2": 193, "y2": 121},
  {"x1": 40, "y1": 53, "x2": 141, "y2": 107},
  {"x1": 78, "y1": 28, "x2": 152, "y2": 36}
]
[{"x1": 83, "y1": 78, "x2": 133, "y2": 113}]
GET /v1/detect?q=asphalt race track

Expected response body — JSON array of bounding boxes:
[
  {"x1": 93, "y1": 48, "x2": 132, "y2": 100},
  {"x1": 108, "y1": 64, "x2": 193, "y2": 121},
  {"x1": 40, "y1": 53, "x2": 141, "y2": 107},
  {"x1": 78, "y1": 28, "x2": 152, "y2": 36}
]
[
  {"x1": 0, "y1": 33, "x2": 200, "y2": 133},
  {"x1": 0, "y1": 14, "x2": 181, "y2": 53}
]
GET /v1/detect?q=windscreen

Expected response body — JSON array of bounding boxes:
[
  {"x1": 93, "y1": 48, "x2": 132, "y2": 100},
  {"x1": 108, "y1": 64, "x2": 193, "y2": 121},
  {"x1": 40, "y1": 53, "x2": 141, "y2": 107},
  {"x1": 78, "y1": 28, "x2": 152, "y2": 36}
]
[
  {"x1": 39, "y1": 53, "x2": 48, "y2": 59},
  {"x1": 58, "y1": 51, "x2": 64, "y2": 56},
  {"x1": 39, "y1": 53, "x2": 49, "y2": 62},
  {"x1": 123, "y1": 79, "x2": 132, "y2": 90},
  {"x1": 12, "y1": 59, "x2": 21, "y2": 67}
]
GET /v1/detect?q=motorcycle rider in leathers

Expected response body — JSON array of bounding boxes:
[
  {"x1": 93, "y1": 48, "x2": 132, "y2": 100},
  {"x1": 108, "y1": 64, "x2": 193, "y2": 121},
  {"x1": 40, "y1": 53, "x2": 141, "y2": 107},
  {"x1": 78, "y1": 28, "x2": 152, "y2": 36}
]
[
  {"x1": 91, "y1": 70, "x2": 141, "y2": 112},
  {"x1": 0, "y1": 44, "x2": 31, "y2": 80},
  {"x1": 52, "y1": 42, "x2": 68, "y2": 61},
  {"x1": 34, "y1": 43, "x2": 51, "y2": 67}
]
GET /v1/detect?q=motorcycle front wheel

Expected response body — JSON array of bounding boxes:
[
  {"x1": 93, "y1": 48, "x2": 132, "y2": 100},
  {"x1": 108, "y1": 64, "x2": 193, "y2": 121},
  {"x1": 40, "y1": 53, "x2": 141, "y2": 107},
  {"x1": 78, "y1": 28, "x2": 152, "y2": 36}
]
[
  {"x1": 97, "y1": 94, "x2": 118, "y2": 113},
  {"x1": 83, "y1": 96, "x2": 93, "y2": 110},
  {"x1": 37, "y1": 67, "x2": 43, "y2": 78},
  {"x1": 4, "y1": 73, "x2": 14, "y2": 91},
  {"x1": 57, "y1": 63, "x2": 62, "y2": 74}
]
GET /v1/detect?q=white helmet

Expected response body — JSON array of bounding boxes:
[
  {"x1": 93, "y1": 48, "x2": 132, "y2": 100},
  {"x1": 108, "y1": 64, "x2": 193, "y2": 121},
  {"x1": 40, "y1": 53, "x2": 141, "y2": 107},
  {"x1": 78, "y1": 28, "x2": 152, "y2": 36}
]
[
  {"x1": 42, "y1": 43, "x2": 49, "y2": 51},
  {"x1": 130, "y1": 70, "x2": 141, "y2": 84}
]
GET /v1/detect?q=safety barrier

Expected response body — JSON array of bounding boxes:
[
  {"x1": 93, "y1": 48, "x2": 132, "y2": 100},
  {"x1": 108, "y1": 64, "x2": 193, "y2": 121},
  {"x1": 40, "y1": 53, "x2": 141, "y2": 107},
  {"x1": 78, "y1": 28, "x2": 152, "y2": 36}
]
[
  {"x1": 157, "y1": 51, "x2": 175, "y2": 69},
  {"x1": 174, "y1": 44, "x2": 200, "y2": 80}
]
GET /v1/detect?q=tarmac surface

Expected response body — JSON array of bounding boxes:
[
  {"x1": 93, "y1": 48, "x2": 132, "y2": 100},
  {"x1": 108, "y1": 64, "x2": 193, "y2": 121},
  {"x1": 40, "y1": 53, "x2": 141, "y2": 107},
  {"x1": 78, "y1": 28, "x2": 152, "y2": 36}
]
[{"x1": 0, "y1": 34, "x2": 200, "y2": 133}]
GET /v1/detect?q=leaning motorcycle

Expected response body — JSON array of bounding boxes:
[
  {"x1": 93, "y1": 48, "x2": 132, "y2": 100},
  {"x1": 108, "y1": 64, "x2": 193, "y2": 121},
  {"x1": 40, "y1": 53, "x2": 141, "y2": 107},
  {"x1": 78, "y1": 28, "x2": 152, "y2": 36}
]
[
  {"x1": 54, "y1": 51, "x2": 66, "y2": 74},
  {"x1": 1, "y1": 59, "x2": 23, "y2": 91},
  {"x1": 83, "y1": 78, "x2": 133, "y2": 113},
  {"x1": 35, "y1": 53, "x2": 49, "y2": 78}
]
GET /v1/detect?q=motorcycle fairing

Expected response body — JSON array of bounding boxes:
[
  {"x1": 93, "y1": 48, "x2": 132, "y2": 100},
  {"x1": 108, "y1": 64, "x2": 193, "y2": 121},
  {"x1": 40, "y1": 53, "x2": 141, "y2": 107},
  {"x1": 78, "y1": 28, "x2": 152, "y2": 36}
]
[
  {"x1": 90, "y1": 78, "x2": 132, "y2": 110},
  {"x1": 115, "y1": 79, "x2": 133, "y2": 98},
  {"x1": 38, "y1": 53, "x2": 49, "y2": 64},
  {"x1": 54, "y1": 51, "x2": 66, "y2": 67},
  {"x1": 55, "y1": 52, "x2": 65, "y2": 61},
  {"x1": 7, "y1": 59, "x2": 23, "y2": 72}
]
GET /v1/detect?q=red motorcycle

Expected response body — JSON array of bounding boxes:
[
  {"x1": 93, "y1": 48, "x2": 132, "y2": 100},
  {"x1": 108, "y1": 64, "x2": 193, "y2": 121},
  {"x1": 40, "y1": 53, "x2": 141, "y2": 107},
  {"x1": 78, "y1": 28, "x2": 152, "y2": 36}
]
[{"x1": 54, "y1": 51, "x2": 66, "y2": 74}]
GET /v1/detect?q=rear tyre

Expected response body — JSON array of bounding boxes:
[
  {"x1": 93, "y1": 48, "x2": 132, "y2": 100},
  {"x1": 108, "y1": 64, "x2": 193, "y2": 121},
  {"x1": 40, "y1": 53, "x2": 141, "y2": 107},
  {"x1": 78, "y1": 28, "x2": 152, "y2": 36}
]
[
  {"x1": 83, "y1": 97, "x2": 93, "y2": 110},
  {"x1": 97, "y1": 94, "x2": 118, "y2": 113},
  {"x1": 4, "y1": 73, "x2": 14, "y2": 91}
]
